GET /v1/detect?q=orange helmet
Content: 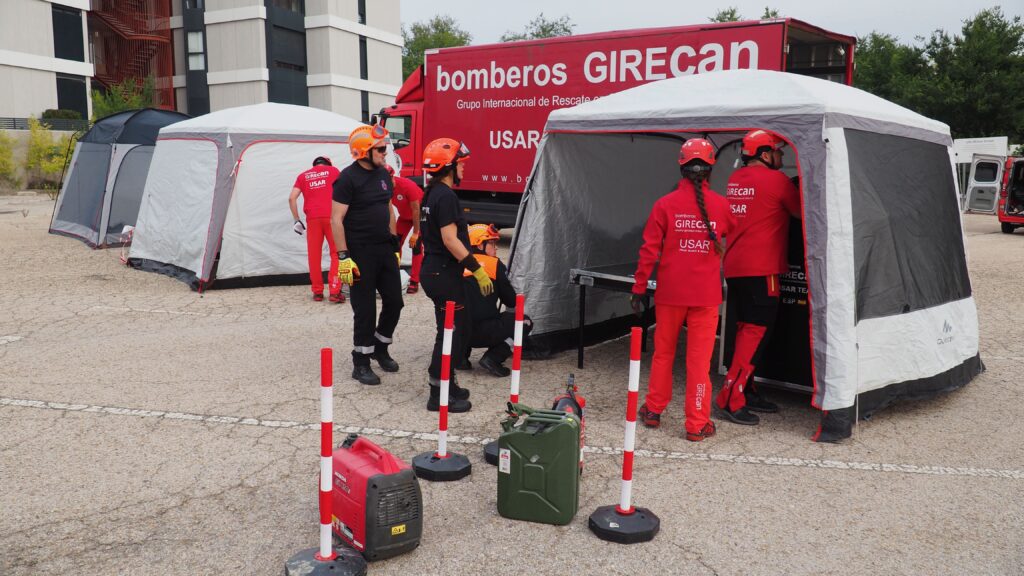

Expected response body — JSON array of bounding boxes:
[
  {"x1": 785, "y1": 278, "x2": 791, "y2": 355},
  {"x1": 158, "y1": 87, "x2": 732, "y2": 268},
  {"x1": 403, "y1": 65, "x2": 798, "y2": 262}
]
[
  {"x1": 741, "y1": 129, "x2": 785, "y2": 157},
  {"x1": 679, "y1": 138, "x2": 716, "y2": 166},
  {"x1": 422, "y1": 138, "x2": 471, "y2": 173},
  {"x1": 349, "y1": 124, "x2": 390, "y2": 161},
  {"x1": 468, "y1": 223, "x2": 500, "y2": 248}
]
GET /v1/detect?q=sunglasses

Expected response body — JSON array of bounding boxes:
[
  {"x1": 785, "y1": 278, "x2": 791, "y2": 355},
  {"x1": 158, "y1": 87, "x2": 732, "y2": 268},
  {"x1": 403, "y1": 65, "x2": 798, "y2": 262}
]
[{"x1": 373, "y1": 146, "x2": 387, "y2": 154}]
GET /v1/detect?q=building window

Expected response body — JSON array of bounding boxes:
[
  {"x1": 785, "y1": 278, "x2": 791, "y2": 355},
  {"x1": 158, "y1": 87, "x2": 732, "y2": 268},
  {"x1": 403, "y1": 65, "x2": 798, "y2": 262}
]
[
  {"x1": 361, "y1": 91, "x2": 369, "y2": 123},
  {"x1": 52, "y1": 6, "x2": 85, "y2": 62},
  {"x1": 185, "y1": 0, "x2": 205, "y2": 9},
  {"x1": 270, "y1": 0, "x2": 303, "y2": 12},
  {"x1": 358, "y1": 0, "x2": 366, "y2": 24},
  {"x1": 55, "y1": 74, "x2": 88, "y2": 120},
  {"x1": 187, "y1": 31, "x2": 205, "y2": 71},
  {"x1": 359, "y1": 36, "x2": 368, "y2": 80}
]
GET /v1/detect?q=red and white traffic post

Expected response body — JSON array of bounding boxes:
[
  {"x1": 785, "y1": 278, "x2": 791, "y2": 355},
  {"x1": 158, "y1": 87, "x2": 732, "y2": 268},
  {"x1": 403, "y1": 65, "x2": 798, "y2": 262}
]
[
  {"x1": 284, "y1": 347, "x2": 367, "y2": 576},
  {"x1": 485, "y1": 294, "x2": 525, "y2": 465},
  {"x1": 414, "y1": 301, "x2": 472, "y2": 481},
  {"x1": 588, "y1": 328, "x2": 660, "y2": 544}
]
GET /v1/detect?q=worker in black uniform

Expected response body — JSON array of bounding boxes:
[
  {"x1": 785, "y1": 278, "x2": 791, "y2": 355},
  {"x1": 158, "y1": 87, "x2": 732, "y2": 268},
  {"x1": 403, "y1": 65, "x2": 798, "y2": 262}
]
[
  {"x1": 456, "y1": 223, "x2": 532, "y2": 378},
  {"x1": 332, "y1": 124, "x2": 404, "y2": 385},
  {"x1": 419, "y1": 138, "x2": 492, "y2": 412}
]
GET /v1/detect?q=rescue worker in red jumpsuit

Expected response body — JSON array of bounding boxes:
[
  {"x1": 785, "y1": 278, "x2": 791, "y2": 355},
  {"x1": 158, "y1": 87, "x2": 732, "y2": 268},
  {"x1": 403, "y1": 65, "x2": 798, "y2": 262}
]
[
  {"x1": 332, "y1": 124, "x2": 404, "y2": 386},
  {"x1": 289, "y1": 156, "x2": 343, "y2": 302},
  {"x1": 635, "y1": 138, "x2": 735, "y2": 442},
  {"x1": 387, "y1": 165, "x2": 424, "y2": 294},
  {"x1": 715, "y1": 129, "x2": 801, "y2": 425}
]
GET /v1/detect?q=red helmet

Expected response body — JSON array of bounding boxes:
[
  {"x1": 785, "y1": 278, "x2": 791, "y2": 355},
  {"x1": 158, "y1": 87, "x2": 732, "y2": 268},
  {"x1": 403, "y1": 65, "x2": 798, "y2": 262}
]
[
  {"x1": 679, "y1": 138, "x2": 716, "y2": 166},
  {"x1": 741, "y1": 129, "x2": 785, "y2": 157},
  {"x1": 422, "y1": 138, "x2": 470, "y2": 173}
]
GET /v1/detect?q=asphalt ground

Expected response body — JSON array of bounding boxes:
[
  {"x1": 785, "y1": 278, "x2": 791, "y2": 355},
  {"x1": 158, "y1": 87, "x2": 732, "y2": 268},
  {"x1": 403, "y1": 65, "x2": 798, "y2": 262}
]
[{"x1": 1, "y1": 193, "x2": 1022, "y2": 575}]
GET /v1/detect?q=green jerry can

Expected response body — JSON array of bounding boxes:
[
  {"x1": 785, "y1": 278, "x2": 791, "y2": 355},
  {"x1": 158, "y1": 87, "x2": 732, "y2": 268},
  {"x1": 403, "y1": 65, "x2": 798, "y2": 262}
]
[{"x1": 496, "y1": 403, "x2": 581, "y2": 525}]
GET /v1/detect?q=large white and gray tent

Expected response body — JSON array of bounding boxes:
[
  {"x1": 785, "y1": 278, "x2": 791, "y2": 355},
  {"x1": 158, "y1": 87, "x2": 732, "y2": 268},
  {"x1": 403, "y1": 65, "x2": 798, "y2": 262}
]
[
  {"x1": 49, "y1": 108, "x2": 189, "y2": 248},
  {"x1": 510, "y1": 70, "x2": 982, "y2": 440},
  {"x1": 128, "y1": 102, "x2": 366, "y2": 290}
]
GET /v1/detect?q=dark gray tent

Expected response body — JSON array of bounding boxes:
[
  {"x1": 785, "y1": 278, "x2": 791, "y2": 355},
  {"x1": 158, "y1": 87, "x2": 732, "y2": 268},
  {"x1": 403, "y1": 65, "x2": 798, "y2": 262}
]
[
  {"x1": 510, "y1": 70, "x2": 982, "y2": 441},
  {"x1": 49, "y1": 108, "x2": 189, "y2": 248}
]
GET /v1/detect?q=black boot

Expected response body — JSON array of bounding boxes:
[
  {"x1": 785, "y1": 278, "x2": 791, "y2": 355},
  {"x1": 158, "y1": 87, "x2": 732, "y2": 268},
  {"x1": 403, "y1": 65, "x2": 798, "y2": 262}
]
[
  {"x1": 373, "y1": 346, "x2": 399, "y2": 372},
  {"x1": 352, "y1": 364, "x2": 381, "y2": 386},
  {"x1": 430, "y1": 376, "x2": 469, "y2": 401},
  {"x1": 427, "y1": 384, "x2": 471, "y2": 412},
  {"x1": 478, "y1": 354, "x2": 511, "y2": 378},
  {"x1": 745, "y1": 388, "x2": 779, "y2": 413}
]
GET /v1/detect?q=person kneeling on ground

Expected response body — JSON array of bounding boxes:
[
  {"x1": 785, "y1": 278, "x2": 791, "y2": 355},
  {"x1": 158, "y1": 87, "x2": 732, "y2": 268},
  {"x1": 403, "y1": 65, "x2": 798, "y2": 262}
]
[{"x1": 456, "y1": 223, "x2": 532, "y2": 378}]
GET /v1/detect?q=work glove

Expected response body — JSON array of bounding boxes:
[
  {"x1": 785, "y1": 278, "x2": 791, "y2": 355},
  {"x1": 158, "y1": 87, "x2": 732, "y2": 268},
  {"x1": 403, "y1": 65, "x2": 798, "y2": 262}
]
[
  {"x1": 395, "y1": 252, "x2": 402, "y2": 268},
  {"x1": 472, "y1": 266, "x2": 494, "y2": 296},
  {"x1": 292, "y1": 220, "x2": 305, "y2": 235},
  {"x1": 337, "y1": 255, "x2": 359, "y2": 286},
  {"x1": 408, "y1": 232, "x2": 419, "y2": 248},
  {"x1": 630, "y1": 294, "x2": 647, "y2": 318}
]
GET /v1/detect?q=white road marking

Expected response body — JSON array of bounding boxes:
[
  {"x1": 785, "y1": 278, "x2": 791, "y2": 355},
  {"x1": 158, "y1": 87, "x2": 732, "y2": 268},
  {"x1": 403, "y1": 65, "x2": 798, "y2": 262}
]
[
  {"x1": 3, "y1": 396, "x2": 1022, "y2": 480},
  {"x1": 0, "y1": 336, "x2": 23, "y2": 345}
]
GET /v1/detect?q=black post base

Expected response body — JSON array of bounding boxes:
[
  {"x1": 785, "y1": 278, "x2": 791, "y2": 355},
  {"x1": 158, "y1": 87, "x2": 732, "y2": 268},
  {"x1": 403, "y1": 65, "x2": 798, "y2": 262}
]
[
  {"x1": 284, "y1": 546, "x2": 367, "y2": 576},
  {"x1": 588, "y1": 505, "x2": 660, "y2": 544},
  {"x1": 483, "y1": 440, "x2": 499, "y2": 465},
  {"x1": 413, "y1": 451, "x2": 472, "y2": 481}
]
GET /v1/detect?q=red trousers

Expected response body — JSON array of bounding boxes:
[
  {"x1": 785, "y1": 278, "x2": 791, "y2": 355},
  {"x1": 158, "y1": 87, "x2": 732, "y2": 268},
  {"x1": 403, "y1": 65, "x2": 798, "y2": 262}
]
[
  {"x1": 395, "y1": 218, "x2": 422, "y2": 283},
  {"x1": 305, "y1": 217, "x2": 339, "y2": 295},
  {"x1": 644, "y1": 304, "x2": 719, "y2": 435}
]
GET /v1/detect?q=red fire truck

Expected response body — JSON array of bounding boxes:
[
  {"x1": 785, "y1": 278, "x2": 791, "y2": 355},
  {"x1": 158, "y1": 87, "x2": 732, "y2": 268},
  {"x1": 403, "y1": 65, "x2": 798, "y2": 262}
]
[{"x1": 380, "y1": 18, "x2": 856, "y2": 226}]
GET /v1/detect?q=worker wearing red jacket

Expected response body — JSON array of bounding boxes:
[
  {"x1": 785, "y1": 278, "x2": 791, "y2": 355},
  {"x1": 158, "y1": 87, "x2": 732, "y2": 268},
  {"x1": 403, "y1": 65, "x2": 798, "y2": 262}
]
[
  {"x1": 387, "y1": 165, "x2": 424, "y2": 294},
  {"x1": 634, "y1": 139, "x2": 735, "y2": 442},
  {"x1": 289, "y1": 156, "x2": 343, "y2": 302},
  {"x1": 715, "y1": 129, "x2": 801, "y2": 425}
]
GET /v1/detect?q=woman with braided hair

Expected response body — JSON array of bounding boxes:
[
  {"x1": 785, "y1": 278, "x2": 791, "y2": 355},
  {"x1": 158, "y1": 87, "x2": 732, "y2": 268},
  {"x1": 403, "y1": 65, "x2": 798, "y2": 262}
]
[{"x1": 632, "y1": 138, "x2": 735, "y2": 442}]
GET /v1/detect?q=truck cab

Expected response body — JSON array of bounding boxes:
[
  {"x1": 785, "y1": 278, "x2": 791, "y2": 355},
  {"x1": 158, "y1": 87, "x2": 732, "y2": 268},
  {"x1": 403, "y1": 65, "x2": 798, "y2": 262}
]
[{"x1": 998, "y1": 157, "x2": 1024, "y2": 234}]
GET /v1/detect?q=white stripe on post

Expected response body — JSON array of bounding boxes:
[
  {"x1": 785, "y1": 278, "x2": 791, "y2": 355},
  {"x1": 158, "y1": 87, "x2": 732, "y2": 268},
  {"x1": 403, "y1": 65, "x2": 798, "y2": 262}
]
[
  {"x1": 437, "y1": 301, "x2": 455, "y2": 459},
  {"x1": 510, "y1": 294, "x2": 524, "y2": 403},
  {"x1": 318, "y1": 347, "x2": 336, "y2": 561}
]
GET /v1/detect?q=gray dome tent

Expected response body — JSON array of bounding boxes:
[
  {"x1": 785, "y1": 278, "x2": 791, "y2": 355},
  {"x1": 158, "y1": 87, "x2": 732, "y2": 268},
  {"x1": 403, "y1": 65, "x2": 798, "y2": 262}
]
[
  {"x1": 511, "y1": 70, "x2": 982, "y2": 441},
  {"x1": 49, "y1": 108, "x2": 189, "y2": 248}
]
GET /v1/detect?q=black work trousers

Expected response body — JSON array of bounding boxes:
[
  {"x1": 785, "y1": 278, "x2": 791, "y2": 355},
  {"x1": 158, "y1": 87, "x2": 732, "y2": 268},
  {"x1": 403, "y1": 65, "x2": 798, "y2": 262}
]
[
  {"x1": 420, "y1": 256, "x2": 469, "y2": 380},
  {"x1": 466, "y1": 311, "x2": 532, "y2": 363},
  {"x1": 348, "y1": 241, "x2": 404, "y2": 366}
]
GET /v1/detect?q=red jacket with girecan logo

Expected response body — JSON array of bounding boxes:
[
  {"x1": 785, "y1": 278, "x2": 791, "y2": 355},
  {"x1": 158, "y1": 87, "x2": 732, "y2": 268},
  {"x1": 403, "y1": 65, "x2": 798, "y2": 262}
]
[
  {"x1": 633, "y1": 179, "x2": 735, "y2": 307},
  {"x1": 391, "y1": 175, "x2": 424, "y2": 221},
  {"x1": 294, "y1": 165, "x2": 340, "y2": 218},
  {"x1": 723, "y1": 165, "x2": 800, "y2": 278}
]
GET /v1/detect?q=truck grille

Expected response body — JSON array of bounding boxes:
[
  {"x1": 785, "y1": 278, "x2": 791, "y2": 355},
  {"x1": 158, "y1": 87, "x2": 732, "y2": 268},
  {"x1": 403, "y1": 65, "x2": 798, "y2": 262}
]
[{"x1": 376, "y1": 483, "x2": 420, "y2": 525}]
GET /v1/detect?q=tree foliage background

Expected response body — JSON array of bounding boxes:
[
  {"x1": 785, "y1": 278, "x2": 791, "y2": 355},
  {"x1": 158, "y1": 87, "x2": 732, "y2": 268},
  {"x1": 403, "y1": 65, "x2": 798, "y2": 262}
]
[
  {"x1": 402, "y1": 15, "x2": 472, "y2": 79},
  {"x1": 500, "y1": 13, "x2": 575, "y2": 42},
  {"x1": 855, "y1": 7, "x2": 1023, "y2": 141},
  {"x1": 91, "y1": 76, "x2": 159, "y2": 122}
]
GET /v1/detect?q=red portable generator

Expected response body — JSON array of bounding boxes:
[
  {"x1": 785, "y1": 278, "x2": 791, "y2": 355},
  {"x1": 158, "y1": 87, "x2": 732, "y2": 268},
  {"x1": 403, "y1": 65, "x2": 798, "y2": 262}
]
[
  {"x1": 331, "y1": 433, "x2": 422, "y2": 561},
  {"x1": 551, "y1": 373, "x2": 586, "y2": 472}
]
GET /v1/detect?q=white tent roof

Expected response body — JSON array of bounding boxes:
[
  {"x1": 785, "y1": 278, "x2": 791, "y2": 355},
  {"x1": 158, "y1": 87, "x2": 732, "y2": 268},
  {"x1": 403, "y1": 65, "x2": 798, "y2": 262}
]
[
  {"x1": 159, "y1": 102, "x2": 366, "y2": 138},
  {"x1": 547, "y1": 69, "x2": 950, "y2": 137}
]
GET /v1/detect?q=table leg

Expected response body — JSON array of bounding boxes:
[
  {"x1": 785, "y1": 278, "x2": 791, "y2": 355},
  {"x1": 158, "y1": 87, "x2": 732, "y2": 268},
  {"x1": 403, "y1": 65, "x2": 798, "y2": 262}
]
[{"x1": 578, "y1": 284, "x2": 586, "y2": 369}]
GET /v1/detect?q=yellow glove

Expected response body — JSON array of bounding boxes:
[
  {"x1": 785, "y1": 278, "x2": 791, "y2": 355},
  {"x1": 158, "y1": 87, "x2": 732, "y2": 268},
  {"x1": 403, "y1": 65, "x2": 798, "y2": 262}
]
[
  {"x1": 395, "y1": 252, "x2": 401, "y2": 267},
  {"x1": 408, "y1": 232, "x2": 419, "y2": 248},
  {"x1": 472, "y1": 266, "x2": 494, "y2": 296},
  {"x1": 337, "y1": 255, "x2": 359, "y2": 286}
]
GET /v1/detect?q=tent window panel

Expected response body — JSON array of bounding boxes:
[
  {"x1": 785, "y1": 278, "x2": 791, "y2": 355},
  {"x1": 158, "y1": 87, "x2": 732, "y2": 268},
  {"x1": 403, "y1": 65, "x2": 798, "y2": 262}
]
[
  {"x1": 105, "y1": 147, "x2": 155, "y2": 240},
  {"x1": 846, "y1": 129, "x2": 971, "y2": 321},
  {"x1": 55, "y1": 143, "x2": 111, "y2": 230}
]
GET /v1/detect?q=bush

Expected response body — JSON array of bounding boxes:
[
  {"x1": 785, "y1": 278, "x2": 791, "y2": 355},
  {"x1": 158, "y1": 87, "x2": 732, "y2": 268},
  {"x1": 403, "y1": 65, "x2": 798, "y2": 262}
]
[
  {"x1": 92, "y1": 75, "x2": 159, "y2": 121},
  {"x1": 41, "y1": 109, "x2": 82, "y2": 120},
  {"x1": 24, "y1": 117, "x2": 76, "y2": 190},
  {"x1": 0, "y1": 130, "x2": 20, "y2": 190}
]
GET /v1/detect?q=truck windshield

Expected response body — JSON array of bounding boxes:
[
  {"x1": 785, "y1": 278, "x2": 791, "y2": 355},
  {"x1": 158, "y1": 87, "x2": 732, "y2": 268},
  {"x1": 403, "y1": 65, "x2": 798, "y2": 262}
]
[{"x1": 384, "y1": 116, "x2": 409, "y2": 142}]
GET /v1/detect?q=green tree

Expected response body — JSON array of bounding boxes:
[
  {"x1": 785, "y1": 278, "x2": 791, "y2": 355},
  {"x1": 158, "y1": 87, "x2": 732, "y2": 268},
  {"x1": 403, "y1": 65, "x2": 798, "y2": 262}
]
[
  {"x1": 402, "y1": 15, "x2": 472, "y2": 80},
  {"x1": 0, "y1": 130, "x2": 20, "y2": 190},
  {"x1": 710, "y1": 7, "x2": 742, "y2": 22},
  {"x1": 91, "y1": 75, "x2": 159, "y2": 121},
  {"x1": 24, "y1": 118, "x2": 76, "y2": 190},
  {"x1": 853, "y1": 32, "x2": 930, "y2": 103},
  {"x1": 500, "y1": 13, "x2": 575, "y2": 42},
  {"x1": 762, "y1": 7, "x2": 781, "y2": 18}
]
